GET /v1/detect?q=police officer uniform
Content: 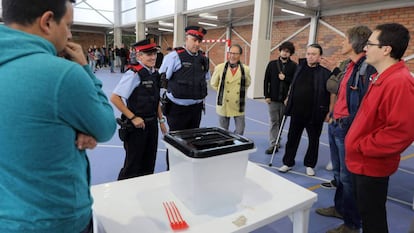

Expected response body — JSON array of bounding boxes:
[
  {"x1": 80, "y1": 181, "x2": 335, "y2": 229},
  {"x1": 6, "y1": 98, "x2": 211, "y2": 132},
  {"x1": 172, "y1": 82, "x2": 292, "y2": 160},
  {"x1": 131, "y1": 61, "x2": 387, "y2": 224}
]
[
  {"x1": 159, "y1": 26, "x2": 210, "y2": 131},
  {"x1": 112, "y1": 39, "x2": 165, "y2": 179}
]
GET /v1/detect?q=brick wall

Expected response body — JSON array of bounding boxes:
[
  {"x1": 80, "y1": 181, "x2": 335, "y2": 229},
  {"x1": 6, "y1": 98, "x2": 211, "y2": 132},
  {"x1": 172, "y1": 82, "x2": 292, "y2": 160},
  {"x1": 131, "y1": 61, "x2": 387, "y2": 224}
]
[
  {"x1": 196, "y1": 6, "x2": 414, "y2": 72},
  {"x1": 81, "y1": 6, "x2": 414, "y2": 72},
  {"x1": 72, "y1": 31, "x2": 105, "y2": 55}
]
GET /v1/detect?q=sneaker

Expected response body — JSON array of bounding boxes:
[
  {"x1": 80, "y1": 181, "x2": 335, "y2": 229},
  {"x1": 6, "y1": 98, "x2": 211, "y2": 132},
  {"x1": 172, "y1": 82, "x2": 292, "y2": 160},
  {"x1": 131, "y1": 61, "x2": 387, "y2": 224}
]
[
  {"x1": 306, "y1": 167, "x2": 315, "y2": 176},
  {"x1": 265, "y1": 146, "x2": 276, "y2": 154},
  {"x1": 326, "y1": 224, "x2": 359, "y2": 233},
  {"x1": 326, "y1": 161, "x2": 333, "y2": 171},
  {"x1": 315, "y1": 206, "x2": 343, "y2": 219},
  {"x1": 320, "y1": 180, "x2": 337, "y2": 189},
  {"x1": 278, "y1": 165, "x2": 292, "y2": 173}
]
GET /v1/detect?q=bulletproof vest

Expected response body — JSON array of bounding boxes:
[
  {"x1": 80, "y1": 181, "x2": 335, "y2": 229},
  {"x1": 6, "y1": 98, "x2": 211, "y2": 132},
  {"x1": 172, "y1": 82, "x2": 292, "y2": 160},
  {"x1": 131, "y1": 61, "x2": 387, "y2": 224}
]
[
  {"x1": 126, "y1": 64, "x2": 160, "y2": 118},
  {"x1": 167, "y1": 48, "x2": 208, "y2": 99}
]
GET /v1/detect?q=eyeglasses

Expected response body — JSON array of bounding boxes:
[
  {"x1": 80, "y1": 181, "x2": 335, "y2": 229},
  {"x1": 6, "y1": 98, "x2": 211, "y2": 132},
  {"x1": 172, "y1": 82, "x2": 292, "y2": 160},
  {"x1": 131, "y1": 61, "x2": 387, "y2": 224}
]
[
  {"x1": 365, "y1": 42, "x2": 383, "y2": 48},
  {"x1": 228, "y1": 52, "x2": 240, "y2": 56}
]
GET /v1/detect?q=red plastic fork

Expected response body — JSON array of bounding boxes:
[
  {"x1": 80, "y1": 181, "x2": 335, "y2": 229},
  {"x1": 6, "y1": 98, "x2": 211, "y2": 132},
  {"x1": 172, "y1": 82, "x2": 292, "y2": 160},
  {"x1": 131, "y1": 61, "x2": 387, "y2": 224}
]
[{"x1": 163, "y1": 201, "x2": 189, "y2": 231}]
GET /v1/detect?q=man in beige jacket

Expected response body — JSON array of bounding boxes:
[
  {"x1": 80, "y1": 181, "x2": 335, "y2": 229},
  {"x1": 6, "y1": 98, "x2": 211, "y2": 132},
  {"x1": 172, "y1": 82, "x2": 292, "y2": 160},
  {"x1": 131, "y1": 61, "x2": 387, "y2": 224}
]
[{"x1": 210, "y1": 44, "x2": 251, "y2": 135}]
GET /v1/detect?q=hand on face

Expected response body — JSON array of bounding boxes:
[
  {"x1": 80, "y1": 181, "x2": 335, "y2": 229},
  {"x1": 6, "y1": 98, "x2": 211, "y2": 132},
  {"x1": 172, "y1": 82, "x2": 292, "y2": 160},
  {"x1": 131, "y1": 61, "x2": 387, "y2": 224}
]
[{"x1": 64, "y1": 42, "x2": 88, "y2": 66}]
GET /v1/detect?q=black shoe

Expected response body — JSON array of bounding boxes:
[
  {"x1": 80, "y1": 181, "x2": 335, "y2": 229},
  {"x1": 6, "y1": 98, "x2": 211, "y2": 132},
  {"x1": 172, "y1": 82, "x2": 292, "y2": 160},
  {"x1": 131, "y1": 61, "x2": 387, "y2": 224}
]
[
  {"x1": 321, "y1": 180, "x2": 337, "y2": 189},
  {"x1": 265, "y1": 146, "x2": 276, "y2": 154}
]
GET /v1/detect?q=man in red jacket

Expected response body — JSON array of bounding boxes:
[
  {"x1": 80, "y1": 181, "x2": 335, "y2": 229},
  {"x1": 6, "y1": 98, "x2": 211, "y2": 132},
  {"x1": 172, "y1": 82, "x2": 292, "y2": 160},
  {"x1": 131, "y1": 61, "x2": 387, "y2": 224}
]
[{"x1": 345, "y1": 23, "x2": 414, "y2": 233}]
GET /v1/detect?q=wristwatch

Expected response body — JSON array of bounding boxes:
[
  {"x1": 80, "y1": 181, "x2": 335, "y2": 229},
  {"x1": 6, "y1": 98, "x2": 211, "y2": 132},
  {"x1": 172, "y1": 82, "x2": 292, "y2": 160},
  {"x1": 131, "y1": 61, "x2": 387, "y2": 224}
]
[{"x1": 159, "y1": 116, "x2": 166, "y2": 123}]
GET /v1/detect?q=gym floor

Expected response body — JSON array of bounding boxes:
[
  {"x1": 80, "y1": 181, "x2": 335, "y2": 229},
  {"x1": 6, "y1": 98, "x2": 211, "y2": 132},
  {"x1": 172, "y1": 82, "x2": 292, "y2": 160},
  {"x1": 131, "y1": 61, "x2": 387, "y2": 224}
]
[{"x1": 88, "y1": 67, "x2": 414, "y2": 233}]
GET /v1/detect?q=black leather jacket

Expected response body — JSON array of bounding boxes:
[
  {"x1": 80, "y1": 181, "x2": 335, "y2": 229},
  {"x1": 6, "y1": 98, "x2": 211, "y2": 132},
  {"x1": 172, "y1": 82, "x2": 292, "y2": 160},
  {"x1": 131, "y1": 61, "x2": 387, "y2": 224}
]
[{"x1": 285, "y1": 58, "x2": 331, "y2": 121}]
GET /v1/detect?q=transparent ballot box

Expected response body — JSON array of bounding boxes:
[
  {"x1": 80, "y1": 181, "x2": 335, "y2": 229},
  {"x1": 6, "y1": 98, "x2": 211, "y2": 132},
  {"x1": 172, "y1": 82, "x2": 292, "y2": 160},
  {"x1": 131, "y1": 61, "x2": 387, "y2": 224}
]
[{"x1": 163, "y1": 127, "x2": 256, "y2": 214}]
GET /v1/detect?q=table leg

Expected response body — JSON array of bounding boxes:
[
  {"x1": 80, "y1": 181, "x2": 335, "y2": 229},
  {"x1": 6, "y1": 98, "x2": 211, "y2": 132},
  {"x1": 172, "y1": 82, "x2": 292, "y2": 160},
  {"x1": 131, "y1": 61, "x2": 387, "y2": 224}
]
[{"x1": 289, "y1": 207, "x2": 310, "y2": 233}]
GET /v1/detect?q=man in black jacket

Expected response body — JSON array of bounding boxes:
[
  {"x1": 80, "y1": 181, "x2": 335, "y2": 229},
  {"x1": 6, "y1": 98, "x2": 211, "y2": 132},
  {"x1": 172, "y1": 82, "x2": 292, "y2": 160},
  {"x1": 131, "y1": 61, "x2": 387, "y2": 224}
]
[
  {"x1": 263, "y1": 41, "x2": 297, "y2": 154},
  {"x1": 279, "y1": 43, "x2": 333, "y2": 176}
]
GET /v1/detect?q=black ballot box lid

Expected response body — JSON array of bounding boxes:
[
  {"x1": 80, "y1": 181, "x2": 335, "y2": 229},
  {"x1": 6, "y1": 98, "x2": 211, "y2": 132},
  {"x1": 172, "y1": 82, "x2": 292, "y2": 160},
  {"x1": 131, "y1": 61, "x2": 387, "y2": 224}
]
[{"x1": 163, "y1": 127, "x2": 255, "y2": 159}]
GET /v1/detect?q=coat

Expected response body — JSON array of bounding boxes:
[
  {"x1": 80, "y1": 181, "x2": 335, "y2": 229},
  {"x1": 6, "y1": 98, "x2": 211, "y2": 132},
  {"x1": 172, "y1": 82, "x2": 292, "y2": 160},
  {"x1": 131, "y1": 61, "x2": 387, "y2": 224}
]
[{"x1": 210, "y1": 62, "x2": 251, "y2": 117}]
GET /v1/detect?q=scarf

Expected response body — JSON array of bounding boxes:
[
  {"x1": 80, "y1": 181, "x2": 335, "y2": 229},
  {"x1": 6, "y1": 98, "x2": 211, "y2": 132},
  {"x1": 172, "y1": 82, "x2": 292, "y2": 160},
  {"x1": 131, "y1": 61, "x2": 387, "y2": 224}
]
[{"x1": 217, "y1": 61, "x2": 246, "y2": 112}]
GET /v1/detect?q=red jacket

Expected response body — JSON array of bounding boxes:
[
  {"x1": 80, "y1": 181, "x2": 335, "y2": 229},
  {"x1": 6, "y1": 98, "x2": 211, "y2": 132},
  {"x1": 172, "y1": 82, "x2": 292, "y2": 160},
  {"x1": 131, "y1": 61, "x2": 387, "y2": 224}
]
[{"x1": 345, "y1": 61, "x2": 414, "y2": 177}]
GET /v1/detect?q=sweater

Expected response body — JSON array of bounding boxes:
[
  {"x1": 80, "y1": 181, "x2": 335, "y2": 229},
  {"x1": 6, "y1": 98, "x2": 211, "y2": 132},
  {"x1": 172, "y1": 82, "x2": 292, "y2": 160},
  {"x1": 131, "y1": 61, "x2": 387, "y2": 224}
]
[{"x1": 0, "y1": 25, "x2": 116, "y2": 232}]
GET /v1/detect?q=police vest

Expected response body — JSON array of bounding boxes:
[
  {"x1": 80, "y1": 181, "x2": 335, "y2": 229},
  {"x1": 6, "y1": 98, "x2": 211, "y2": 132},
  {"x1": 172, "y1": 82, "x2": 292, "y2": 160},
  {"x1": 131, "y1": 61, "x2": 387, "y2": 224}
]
[
  {"x1": 126, "y1": 64, "x2": 160, "y2": 118},
  {"x1": 167, "y1": 48, "x2": 209, "y2": 99}
]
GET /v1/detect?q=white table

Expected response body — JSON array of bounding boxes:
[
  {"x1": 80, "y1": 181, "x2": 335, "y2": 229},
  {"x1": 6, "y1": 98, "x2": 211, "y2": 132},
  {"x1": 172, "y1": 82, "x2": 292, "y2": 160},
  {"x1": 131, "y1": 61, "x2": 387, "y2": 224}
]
[{"x1": 91, "y1": 162, "x2": 317, "y2": 233}]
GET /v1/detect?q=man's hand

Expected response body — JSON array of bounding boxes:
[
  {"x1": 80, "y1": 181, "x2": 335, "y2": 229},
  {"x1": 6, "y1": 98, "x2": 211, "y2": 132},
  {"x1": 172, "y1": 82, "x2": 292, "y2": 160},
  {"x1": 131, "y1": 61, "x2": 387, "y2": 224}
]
[
  {"x1": 320, "y1": 57, "x2": 337, "y2": 72},
  {"x1": 75, "y1": 133, "x2": 97, "y2": 150},
  {"x1": 131, "y1": 117, "x2": 145, "y2": 129},
  {"x1": 324, "y1": 112, "x2": 331, "y2": 123},
  {"x1": 160, "y1": 122, "x2": 168, "y2": 135},
  {"x1": 64, "y1": 42, "x2": 88, "y2": 66},
  {"x1": 265, "y1": 98, "x2": 271, "y2": 104}
]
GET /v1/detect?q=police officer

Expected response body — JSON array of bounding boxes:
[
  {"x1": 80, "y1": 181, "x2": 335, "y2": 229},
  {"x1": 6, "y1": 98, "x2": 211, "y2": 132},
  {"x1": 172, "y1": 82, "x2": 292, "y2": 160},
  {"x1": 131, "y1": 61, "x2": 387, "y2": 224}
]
[
  {"x1": 159, "y1": 26, "x2": 210, "y2": 131},
  {"x1": 111, "y1": 39, "x2": 167, "y2": 180},
  {"x1": 159, "y1": 26, "x2": 210, "y2": 170}
]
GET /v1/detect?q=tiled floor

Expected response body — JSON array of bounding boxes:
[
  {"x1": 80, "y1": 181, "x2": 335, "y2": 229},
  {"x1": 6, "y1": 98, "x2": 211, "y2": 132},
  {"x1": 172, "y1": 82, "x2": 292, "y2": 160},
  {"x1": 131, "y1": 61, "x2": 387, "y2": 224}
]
[{"x1": 88, "y1": 67, "x2": 414, "y2": 233}]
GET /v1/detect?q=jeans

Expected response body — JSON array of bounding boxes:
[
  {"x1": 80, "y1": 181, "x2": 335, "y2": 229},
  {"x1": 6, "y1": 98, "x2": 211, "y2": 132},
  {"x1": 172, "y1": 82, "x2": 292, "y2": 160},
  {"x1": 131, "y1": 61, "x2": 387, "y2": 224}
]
[
  {"x1": 328, "y1": 123, "x2": 340, "y2": 186},
  {"x1": 110, "y1": 60, "x2": 114, "y2": 72},
  {"x1": 329, "y1": 122, "x2": 361, "y2": 229},
  {"x1": 218, "y1": 115, "x2": 245, "y2": 135}
]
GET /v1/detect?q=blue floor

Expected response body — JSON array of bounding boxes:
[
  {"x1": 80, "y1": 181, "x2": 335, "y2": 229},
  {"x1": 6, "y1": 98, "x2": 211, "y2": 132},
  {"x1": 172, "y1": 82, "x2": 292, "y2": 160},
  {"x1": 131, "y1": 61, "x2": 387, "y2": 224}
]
[{"x1": 88, "y1": 67, "x2": 414, "y2": 233}]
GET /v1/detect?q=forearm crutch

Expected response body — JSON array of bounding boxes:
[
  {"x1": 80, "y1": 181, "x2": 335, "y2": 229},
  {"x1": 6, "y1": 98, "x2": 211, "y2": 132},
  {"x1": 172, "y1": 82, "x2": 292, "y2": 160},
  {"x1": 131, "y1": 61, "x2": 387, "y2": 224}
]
[{"x1": 269, "y1": 114, "x2": 287, "y2": 167}]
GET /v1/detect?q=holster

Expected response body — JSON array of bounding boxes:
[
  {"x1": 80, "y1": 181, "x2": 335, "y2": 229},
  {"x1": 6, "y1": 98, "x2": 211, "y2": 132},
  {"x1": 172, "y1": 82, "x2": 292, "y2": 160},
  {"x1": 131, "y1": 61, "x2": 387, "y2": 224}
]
[{"x1": 116, "y1": 117, "x2": 134, "y2": 141}]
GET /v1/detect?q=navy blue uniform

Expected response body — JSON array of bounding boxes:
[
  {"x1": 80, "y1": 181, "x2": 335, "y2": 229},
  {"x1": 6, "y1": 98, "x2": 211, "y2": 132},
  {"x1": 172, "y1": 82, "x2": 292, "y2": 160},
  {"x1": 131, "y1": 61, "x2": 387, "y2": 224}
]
[{"x1": 113, "y1": 64, "x2": 161, "y2": 179}]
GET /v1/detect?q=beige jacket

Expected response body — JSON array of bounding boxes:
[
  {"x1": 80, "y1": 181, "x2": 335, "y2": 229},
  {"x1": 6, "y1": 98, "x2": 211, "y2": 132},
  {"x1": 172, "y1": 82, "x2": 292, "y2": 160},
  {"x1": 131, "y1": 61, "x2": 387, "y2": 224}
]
[{"x1": 210, "y1": 63, "x2": 251, "y2": 117}]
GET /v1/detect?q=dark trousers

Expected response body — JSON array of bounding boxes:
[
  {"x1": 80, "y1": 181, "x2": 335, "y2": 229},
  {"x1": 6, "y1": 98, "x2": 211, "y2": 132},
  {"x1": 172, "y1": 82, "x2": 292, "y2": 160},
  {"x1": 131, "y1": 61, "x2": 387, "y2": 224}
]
[
  {"x1": 353, "y1": 173, "x2": 389, "y2": 233},
  {"x1": 282, "y1": 115, "x2": 324, "y2": 167},
  {"x1": 118, "y1": 119, "x2": 158, "y2": 180},
  {"x1": 120, "y1": 57, "x2": 127, "y2": 73},
  {"x1": 166, "y1": 101, "x2": 203, "y2": 131},
  {"x1": 165, "y1": 101, "x2": 203, "y2": 169}
]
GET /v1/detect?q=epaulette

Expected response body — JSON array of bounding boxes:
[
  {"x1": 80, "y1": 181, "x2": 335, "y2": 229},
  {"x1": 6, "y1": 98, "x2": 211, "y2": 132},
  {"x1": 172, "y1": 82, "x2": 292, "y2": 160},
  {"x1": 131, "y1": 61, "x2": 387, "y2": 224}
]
[
  {"x1": 175, "y1": 47, "x2": 185, "y2": 54},
  {"x1": 126, "y1": 64, "x2": 144, "y2": 73}
]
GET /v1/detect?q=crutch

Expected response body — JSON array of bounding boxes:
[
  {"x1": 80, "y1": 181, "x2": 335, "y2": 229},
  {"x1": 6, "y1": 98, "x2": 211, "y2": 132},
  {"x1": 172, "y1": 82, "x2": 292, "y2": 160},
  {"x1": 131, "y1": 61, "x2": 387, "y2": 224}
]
[{"x1": 269, "y1": 115, "x2": 287, "y2": 167}]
